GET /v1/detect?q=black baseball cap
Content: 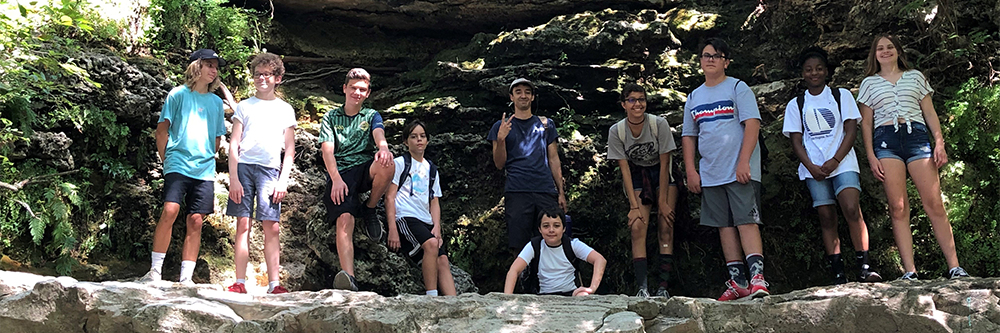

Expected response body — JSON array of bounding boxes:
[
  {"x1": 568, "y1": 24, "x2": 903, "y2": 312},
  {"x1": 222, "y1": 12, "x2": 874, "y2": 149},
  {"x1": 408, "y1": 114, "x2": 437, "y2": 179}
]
[
  {"x1": 508, "y1": 78, "x2": 536, "y2": 94},
  {"x1": 189, "y1": 49, "x2": 227, "y2": 67}
]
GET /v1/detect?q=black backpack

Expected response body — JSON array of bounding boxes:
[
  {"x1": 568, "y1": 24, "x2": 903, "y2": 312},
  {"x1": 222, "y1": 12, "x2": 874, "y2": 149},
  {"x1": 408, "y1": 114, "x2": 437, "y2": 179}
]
[
  {"x1": 731, "y1": 79, "x2": 769, "y2": 165},
  {"x1": 796, "y1": 87, "x2": 843, "y2": 133},
  {"x1": 525, "y1": 235, "x2": 582, "y2": 294},
  {"x1": 397, "y1": 152, "x2": 438, "y2": 203}
]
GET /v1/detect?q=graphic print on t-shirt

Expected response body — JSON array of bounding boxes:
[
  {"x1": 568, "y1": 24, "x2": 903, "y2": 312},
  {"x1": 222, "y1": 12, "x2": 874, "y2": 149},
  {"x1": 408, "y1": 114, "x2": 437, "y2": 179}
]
[
  {"x1": 804, "y1": 107, "x2": 836, "y2": 138},
  {"x1": 409, "y1": 169, "x2": 427, "y2": 196},
  {"x1": 626, "y1": 141, "x2": 656, "y2": 162},
  {"x1": 691, "y1": 100, "x2": 736, "y2": 124}
]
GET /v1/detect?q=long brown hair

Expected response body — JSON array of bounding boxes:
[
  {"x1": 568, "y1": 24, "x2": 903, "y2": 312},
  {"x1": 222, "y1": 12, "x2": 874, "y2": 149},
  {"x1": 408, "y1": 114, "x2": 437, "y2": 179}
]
[{"x1": 863, "y1": 34, "x2": 912, "y2": 77}]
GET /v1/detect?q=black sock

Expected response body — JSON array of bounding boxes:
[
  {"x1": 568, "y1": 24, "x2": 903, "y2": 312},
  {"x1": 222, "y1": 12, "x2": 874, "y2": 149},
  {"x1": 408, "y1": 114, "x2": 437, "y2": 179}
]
[
  {"x1": 856, "y1": 251, "x2": 870, "y2": 271},
  {"x1": 827, "y1": 254, "x2": 845, "y2": 277},
  {"x1": 727, "y1": 261, "x2": 748, "y2": 288},
  {"x1": 634, "y1": 258, "x2": 648, "y2": 290},
  {"x1": 658, "y1": 254, "x2": 673, "y2": 288},
  {"x1": 746, "y1": 254, "x2": 764, "y2": 278}
]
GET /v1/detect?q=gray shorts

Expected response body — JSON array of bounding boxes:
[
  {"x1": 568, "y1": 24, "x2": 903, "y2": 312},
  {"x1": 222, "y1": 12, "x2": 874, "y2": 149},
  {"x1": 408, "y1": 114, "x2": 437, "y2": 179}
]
[
  {"x1": 700, "y1": 181, "x2": 762, "y2": 228},
  {"x1": 225, "y1": 163, "x2": 281, "y2": 221}
]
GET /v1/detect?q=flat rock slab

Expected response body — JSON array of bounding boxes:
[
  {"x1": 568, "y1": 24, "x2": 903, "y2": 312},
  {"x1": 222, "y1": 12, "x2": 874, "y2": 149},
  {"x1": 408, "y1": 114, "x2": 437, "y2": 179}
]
[{"x1": 2, "y1": 270, "x2": 999, "y2": 332}]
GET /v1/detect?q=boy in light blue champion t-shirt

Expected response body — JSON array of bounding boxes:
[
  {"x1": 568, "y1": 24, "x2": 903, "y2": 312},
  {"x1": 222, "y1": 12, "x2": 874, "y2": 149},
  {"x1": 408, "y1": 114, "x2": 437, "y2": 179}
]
[
  {"x1": 141, "y1": 49, "x2": 229, "y2": 285},
  {"x1": 681, "y1": 38, "x2": 768, "y2": 302}
]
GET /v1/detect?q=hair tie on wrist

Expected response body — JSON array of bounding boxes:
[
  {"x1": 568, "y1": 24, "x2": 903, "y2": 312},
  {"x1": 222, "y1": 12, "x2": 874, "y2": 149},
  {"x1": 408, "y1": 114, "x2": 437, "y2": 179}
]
[{"x1": 834, "y1": 156, "x2": 841, "y2": 162}]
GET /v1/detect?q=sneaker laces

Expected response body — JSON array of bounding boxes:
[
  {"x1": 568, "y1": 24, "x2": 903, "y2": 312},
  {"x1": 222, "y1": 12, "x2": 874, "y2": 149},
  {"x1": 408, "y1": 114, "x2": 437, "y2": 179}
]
[{"x1": 750, "y1": 275, "x2": 769, "y2": 287}]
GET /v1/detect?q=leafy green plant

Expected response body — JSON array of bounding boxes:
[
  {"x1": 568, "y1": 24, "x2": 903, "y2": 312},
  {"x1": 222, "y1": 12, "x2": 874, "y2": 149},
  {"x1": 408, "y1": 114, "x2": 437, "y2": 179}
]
[
  {"x1": 941, "y1": 78, "x2": 1000, "y2": 277},
  {"x1": 148, "y1": 0, "x2": 267, "y2": 86}
]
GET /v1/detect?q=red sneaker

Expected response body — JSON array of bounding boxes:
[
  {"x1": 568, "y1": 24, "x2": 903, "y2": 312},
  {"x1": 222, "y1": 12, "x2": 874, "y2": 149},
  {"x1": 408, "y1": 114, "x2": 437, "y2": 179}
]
[
  {"x1": 227, "y1": 282, "x2": 247, "y2": 294},
  {"x1": 749, "y1": 274, "x2": 770, "y2": 298},
  {"x1": 717, "y1": 279, "x2": 751, "y2": 301},
  {"x1": 269, "y1": 285, "x2": 289, "y2": 294}
]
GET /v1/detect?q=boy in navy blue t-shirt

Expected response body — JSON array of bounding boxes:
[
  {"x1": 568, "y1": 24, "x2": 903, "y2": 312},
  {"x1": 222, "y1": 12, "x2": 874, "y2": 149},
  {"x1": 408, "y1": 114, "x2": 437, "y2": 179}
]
[{"x1": 487, "y1": 78, "x2": 567, "y2": 251}]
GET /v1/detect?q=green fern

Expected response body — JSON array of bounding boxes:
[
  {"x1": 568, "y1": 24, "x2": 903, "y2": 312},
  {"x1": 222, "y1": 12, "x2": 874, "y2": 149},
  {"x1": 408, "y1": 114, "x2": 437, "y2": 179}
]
[{"x1": 29, "y1": 216, "x2": 46, "y2": 245}]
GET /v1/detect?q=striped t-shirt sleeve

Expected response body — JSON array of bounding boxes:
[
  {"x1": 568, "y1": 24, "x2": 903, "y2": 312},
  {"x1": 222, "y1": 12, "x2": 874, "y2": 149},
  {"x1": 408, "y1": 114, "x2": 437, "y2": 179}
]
[
  {"x1": 912, "y1": 70, "x2": 934, "y2": 98},
  {"x1": 856, "y1": 77, "x2": 876, "y2": 107}
]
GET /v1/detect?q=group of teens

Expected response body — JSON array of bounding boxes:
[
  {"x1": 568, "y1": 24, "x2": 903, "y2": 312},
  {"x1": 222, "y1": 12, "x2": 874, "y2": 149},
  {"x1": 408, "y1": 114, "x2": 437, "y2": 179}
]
[{"x1": 141, "y1": 34, "x2": 969, "y2": 300}]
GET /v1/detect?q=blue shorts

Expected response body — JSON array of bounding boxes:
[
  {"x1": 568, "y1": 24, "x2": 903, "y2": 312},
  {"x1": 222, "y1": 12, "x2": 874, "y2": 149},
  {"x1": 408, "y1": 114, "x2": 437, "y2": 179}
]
[
  {"x1": 804, "y1": 172, "x2": 861, "y2": 207},
  {"x1": 873, "y1": 122, "x2": 932, "y2": 163},
  {"x1": 162, "y1": 173, "x2": 215, "y2": 215},
  {"x1": 226, "y1": 163, "x2": 281, "y2": 221}
]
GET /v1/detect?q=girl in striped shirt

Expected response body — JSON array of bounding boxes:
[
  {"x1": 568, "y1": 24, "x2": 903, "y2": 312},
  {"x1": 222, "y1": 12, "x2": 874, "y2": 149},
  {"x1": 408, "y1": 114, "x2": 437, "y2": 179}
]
[{"x1": 856, "y1": 35, "x2": 969, "y2": 280}]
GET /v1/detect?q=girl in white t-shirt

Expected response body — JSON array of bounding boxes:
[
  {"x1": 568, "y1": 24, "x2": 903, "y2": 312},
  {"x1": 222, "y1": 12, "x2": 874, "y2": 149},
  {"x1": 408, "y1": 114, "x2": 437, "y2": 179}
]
[{"x1": 782, "y1": 47, "x2": 881, "y2": 285}]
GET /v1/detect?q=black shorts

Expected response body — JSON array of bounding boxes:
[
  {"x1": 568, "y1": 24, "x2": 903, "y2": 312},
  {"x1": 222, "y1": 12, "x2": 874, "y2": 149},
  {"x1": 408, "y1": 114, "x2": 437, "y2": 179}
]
[
  {"x1": 323, "y1": 159, "x2": 374, "y2": 222},
  {"x1": 162, "y1": 172, "x2": 215, "y2": 215},
  {"x1": 396, "y1": 217, "x2": 449, "y2": 264},
  {"x1": 504, "y1": 192, "x2": 558, "y2": 250}
]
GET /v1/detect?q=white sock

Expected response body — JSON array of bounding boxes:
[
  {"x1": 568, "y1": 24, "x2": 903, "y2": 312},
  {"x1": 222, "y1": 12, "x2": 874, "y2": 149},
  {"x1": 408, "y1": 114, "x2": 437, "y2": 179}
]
[
  {"x1": 426, "y1": 289, "x2": 438, "y2": 296},
  {"x1": 151, "y1": 252, "x2": 166, "y2": 274},
  {"x1": 179, "y1": 260, "x2": 196, "y2": 281},
  {"x1": 236, "y1": 278, "x2": 246, "y2": 284},
  {"x1": 269, "y1": 281, "x2": 280, "y2": 292}
]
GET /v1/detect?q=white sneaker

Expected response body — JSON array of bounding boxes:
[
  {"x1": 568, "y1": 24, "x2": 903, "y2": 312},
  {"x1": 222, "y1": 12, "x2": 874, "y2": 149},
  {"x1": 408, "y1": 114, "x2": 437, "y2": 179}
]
[
  {"x1": 178, "y1": 277, "x2": 195, "y2": 286},
  {"x1": 139, "y1": 270, "x2": 161, "y2": 283}
]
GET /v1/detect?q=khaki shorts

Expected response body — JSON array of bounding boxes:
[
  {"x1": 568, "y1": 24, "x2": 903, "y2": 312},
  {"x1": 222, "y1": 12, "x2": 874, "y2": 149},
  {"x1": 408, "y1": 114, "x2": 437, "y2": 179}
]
[{"x1": 699, "y1": 181, "x2": 762, "y2": 228}]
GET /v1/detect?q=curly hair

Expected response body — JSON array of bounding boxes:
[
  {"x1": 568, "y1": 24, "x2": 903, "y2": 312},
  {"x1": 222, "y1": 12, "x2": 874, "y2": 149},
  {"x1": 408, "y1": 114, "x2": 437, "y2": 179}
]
[{"x1": 249, "y1": 52, "x2": 285, "y2": 77}]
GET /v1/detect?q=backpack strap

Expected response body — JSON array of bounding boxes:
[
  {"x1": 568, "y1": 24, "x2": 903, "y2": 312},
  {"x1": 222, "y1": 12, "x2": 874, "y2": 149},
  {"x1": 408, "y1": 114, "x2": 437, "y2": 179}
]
[
  {"x1": 538, "y1": 116, "x2": 549, "y2": 128},
  {"x1": 427, "y1": 160, "x2": 437, "y2": 203},
  {"x1": 615, "y1": 118, "x2": 628, "y2": 144},
  {"x1": 646, "y1": 113, "x2": 658, "y2": 138},
  {"x1": 562, "y1": 235, "x2": 583, "y2": 287},
  {"x1": 528, "y1": 236, "x2": 543, "y2": 294},
  {"x1": 831, "y1": 87, "x2": 843, "y2": 117},
  {"x1": 797, "y1": 93, "x2": 806, "y2": 133},
  {"x1": 398, "y1": 152, "x2": 413, "y2": 189}
]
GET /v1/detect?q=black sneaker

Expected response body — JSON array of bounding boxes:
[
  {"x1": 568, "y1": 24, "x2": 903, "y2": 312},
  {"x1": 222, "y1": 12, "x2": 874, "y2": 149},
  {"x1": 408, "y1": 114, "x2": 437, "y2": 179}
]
[
  {"x1": 948, "y1": 267, "x2": 970, "y2": 279},
  {"x1": 334, "y1": 270, "x2": 358, "y2": 291},
  {"x1": 859, "y1": 269, "x2": 883, "y2": 282},
  {"x1": 361, "y1": 204, "x2": 384, "y2": 242},
  {"x1": 898, "y1": 271, "x2": 918, "y2": 281},
  {"x1": 832, "y1": 273, "x2": 848, "y2": 285},
  {"x1": 654, "y1": 286, "x2": 670, "y2": 298}
]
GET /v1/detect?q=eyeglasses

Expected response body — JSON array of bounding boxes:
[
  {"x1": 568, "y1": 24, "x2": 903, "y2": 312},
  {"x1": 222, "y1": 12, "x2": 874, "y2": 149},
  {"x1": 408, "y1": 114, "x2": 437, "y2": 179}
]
[
  {"x1": 253, "y1": 72, "x2": 276, "y2": 78},
  {"x1": 700, "y1": 53, "x2": 727, "y2": 61},
  {"x1": 624, "y1": 97, "x2": 647, "y2": 104}
]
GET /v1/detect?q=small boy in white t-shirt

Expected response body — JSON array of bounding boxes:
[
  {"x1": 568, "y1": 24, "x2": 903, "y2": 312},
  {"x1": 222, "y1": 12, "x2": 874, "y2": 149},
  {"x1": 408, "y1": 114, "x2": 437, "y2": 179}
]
[
  {"x1": 225, "y1": 53, "x2": 297, "y2": 294},
  {"x1": 503, "y1": 207, "x2": 606, "y2": 296},
  {"x1": 386, "y1": 120, "x2": 456, "y2": 296}
]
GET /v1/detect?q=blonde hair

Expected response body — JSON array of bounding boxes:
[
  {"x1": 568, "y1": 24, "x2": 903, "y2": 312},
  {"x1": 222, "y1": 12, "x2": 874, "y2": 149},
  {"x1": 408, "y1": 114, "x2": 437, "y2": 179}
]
[
  {"x1": 184, "y1": 59, "x2": 221, "y2": 92},
  {"x1": 863, "y1": 34, "x2": 912, "y2": 77}
]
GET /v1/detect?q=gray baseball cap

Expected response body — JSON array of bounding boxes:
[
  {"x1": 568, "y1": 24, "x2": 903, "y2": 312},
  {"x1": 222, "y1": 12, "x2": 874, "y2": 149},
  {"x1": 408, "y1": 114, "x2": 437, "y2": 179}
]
[{"x1": 508, "y1": 78, "x2": 536, "y2": 94}]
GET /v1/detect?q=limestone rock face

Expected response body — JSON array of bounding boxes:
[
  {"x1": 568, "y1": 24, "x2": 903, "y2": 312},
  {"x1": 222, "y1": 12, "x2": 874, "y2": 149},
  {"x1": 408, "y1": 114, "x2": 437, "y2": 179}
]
[
  {"x1": 261, "y1": 0, "x2": 678, "y2": 32},
  {"x1": 3, "y1": 270, "x2": 1000, "y2": 333},
  {"x1": 12, "y1": 131, "x2": 75, "y2": 170}
]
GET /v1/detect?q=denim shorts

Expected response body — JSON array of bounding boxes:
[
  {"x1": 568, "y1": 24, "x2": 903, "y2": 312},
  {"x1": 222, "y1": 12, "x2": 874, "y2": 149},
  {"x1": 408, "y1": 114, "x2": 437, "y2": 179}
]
[
  {"x1": 873, "y1": 122, "x2": 933, "y2": 163},
  {"x1": 226, "y1": 163, "x2": 281, "y2": 221},
  {"x1": 805, "y1": 171, "x2": 861, "y2": 207}
]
